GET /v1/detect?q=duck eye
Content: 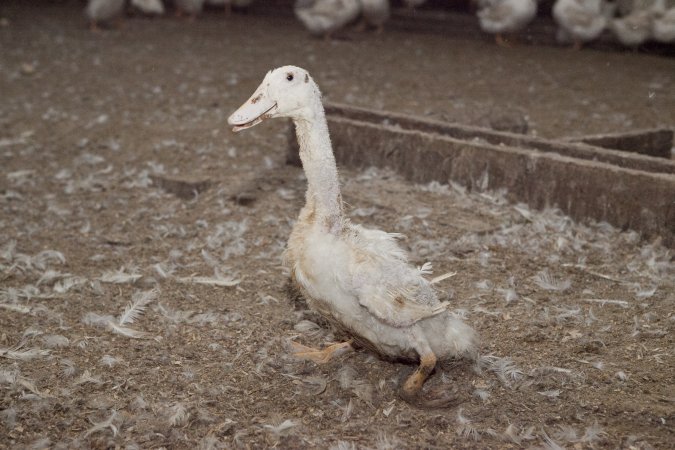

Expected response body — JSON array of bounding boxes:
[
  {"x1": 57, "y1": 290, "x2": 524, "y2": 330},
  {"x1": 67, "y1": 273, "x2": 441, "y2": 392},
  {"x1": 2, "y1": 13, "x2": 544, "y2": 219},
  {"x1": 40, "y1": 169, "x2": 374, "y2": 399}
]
[{"x1": 286, "y1": 73, "x2": 294, "y2": 82}]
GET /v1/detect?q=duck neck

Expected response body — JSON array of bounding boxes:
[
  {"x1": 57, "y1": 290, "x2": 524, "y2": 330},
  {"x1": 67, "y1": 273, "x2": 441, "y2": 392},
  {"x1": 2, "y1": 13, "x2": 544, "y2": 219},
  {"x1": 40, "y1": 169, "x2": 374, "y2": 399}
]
[{"x1": 294, "y1": 104, "x2": 343, "y2": 233}]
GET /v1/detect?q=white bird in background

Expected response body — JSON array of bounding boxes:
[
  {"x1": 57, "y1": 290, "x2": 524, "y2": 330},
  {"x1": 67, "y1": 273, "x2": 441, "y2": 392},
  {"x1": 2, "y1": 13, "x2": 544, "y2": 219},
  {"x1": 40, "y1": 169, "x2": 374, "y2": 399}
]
[
  {"x1": 476, "y1": 0, "x2": 538, "y2": 47},
  {"x1": 552, "y1": 0, "x2": 612, "y2": 50},
  {"x1": 294, "y1": 0, "x2": 361, "y2": 39},
  {"x1": 131, "y1": 0, "x2": 165, "y2": 15},
  {"x1": 358, "y1": 0, "x2": 391, "y2": 33},
  {"x1": 610, "y1": 0, "x2": 663, "y2": 47},
  {"x1": 85, "y1": 0, "x2": 125, "y2": 31},
  {"x1": 228, "y1": 66, "x2": 478, "y2": 406},
  {"x1": 652, "y1": 5, "x2": 675, "y2": 42}
]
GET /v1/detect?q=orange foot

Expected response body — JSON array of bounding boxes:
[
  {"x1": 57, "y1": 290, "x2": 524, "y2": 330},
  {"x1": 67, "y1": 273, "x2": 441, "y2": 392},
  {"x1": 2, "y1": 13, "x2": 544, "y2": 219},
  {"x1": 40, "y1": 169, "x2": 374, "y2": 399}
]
[
  {"x1": 495, "y1": 33, "x2": 513, "y2": 48},
  {"x1": 290, "y1": 340, "x2": 353, "y2": 364},
  {"x1": 397, "y1": 352, "x2": 461, "y2": 408}
]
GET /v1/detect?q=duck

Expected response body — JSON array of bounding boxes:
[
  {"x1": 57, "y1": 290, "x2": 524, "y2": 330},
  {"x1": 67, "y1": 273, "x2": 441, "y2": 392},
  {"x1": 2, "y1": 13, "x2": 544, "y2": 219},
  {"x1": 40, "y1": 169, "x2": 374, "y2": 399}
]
[
  {"x1": 610, "y1": 0, "x2": 662, "y2": 47},
  {"x1": 552, "y1": 0, "x2": 611, "y2": 50},
  {"x1": 652, "y1": 4, "x2": 675, "y2": 42},
  {"x1": 358, "y1": 0, "x2": 390, "y2": 33},
  {"x1": 131, "y1": 0, "x2": 165, "y2": 15},
  {"x1": 476, "y1": 0, "x2": 538, "y2": 47},
  {"x1": 227, "y1": 66, "x2": 478, "y2": 405},
  {"x1": 175, "y1": 0, "x2": 205, "y2": 19},
  {"x1": 85, "y1": 0, "x2": 125, "y2": 31},
  {"x1": 294, "y1": 0, "x2": 361, "y2": 39}
]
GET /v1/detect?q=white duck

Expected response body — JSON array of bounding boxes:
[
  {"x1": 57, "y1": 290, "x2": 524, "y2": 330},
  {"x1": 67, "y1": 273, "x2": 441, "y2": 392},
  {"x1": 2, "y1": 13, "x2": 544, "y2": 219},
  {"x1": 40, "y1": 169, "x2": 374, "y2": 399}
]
[
  {"x1": 652, "y1": 3, "x2": 675, "y2": 42},
  {"x1": 476, "y1": 0, "x2": 538, "y2": 46},
  {"x1": 610, "y1": 0, "x2": 663, "y2": 47},
  {"x1": 294, "y1": 0, "x2": 361, "y2": 39},
  {"x1": 131, "y1": 0, "x2": 165, "y2": 15},
  {"x1": 228, "y1": 66, "x2": 478, "y2": 404},
  {"x1": 85, "y1": 0, "x2": 125, "y2": 30},
  {"x1": 359, "y1": 0, "x2": 390, "y2": 33},
  {"x1": 552, "y1": 0, "x2": 611, "y2": 50}
]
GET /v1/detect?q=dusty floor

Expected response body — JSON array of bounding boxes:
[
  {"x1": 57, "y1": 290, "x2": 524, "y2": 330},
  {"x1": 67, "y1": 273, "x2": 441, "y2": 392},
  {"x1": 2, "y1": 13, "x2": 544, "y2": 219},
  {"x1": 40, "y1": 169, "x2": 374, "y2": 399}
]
[{"x1": 1, "y1": 2, "x2": 674, "y2": 449}]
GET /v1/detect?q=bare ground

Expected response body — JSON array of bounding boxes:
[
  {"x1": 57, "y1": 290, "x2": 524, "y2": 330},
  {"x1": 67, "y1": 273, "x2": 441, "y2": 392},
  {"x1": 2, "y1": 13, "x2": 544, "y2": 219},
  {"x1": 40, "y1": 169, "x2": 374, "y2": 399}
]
[{"x1": 0, "y1": 2, "x2": 674, "y2": 449}]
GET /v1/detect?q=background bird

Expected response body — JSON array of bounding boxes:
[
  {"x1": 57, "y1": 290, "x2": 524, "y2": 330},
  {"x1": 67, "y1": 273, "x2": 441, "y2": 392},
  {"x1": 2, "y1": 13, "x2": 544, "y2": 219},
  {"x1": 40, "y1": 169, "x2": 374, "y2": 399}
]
[
  {"x1": 294, "y1": 0, "x2": 361, "y2": 39},
  {"x1": 85, "y1": 0, "x2": 125, "y2": 31},
  {"x1": 358, "y1": 0, "x2": 390, "y2": 33},
  {"x1": 131, "y1": 0, "x2": 165, "y2": 15},
  {"x1": 553, "y1": 0, "x2": 612, "y2": 50},
  {"x1": 476, "y1": 0, "x2": 538, "y2": 46}
]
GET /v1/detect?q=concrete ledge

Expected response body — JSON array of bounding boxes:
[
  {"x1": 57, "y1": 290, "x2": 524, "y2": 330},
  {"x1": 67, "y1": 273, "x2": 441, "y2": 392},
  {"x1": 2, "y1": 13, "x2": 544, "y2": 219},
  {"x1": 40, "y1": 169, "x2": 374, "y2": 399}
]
[
  {"x1": 288, "y1": 103, "x2": 675, "y2": 247},
  {"x1": 323, "y1": 103, "x2": 675, "y2": 176},
  {"x1": 566, "y1": 128, "x2": 674, "y2": 159}
]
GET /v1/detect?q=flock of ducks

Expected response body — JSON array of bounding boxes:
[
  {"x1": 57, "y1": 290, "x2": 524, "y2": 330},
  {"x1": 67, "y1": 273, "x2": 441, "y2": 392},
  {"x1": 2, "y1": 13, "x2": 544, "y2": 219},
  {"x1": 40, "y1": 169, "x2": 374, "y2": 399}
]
[
  {"x1": 86, "y1": 0, "x2": 255, "y2": 28},
  {"x1": 473, "y1": 0, "x2": 674, "y2": 48},
  {"x1": 86, "y1": 0, "x2": 675, "y2": 47}
]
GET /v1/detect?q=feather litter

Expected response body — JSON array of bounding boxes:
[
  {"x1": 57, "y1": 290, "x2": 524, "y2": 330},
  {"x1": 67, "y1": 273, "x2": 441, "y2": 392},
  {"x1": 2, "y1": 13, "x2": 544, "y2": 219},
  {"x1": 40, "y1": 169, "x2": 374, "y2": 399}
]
[
  {"x1": 263, "y1": 419, "x2": 298, "y2": 436},
  {"x1": 456, "y1": 408, "x2": 480, "y2": 441},
  {"x1": 83, "y1": 288, "x2": 158, "y2": 338},
  {"x1": 480, "y1": 355, "x2": 524, "y2": 387},
  {"x1": 83, "y1": 410, "x2": 118, "y2": 438},
  {"x1": 533, "y1": 270, "x2": 571, "y2": 292},
  {"x1": 168, "y1": 402, "x2": 190, "y2": 427},
  {"x1": 176, "y1": 275, "x2": 241, "y2": 287},
  {"x1": 118, "y1": 288, "x2": 158, "y2": 326},
  {"x1": 99, "y1": 267, "x2": 142, "y2": 284},
  {"x1": 0, "y1": 345, "x2": 51, "y2": 361}
]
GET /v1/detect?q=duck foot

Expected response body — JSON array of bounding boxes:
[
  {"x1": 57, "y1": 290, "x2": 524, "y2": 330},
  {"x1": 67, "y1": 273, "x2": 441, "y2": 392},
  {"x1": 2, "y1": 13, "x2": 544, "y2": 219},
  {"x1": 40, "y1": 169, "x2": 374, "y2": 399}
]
[
  {"x1": 290, "y1": 340, "x2": 353, "y2": 364},
  {"x1": 397, "y1": 352, "x2": 460, "y2": 408},
  {"x1": 495, "y1": 33, "x2": 514, "y2": 48}
]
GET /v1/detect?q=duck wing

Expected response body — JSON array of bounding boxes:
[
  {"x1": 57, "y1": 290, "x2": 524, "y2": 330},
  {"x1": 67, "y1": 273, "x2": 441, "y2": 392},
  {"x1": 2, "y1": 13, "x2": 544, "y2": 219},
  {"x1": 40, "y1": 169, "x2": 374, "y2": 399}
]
[
  {"x1": 347, "y1": 224, "x2": 448, "y2": 328},
  {"x1": 355, "y1": 281, "x2": 448, "y2": 328}
]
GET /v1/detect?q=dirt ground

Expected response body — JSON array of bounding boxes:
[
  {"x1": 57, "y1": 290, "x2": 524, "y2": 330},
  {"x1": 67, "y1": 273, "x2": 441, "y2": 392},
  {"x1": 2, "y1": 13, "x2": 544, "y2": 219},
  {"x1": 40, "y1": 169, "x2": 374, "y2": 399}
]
[{"x1": 1, "y1": 2, "x2": 674, "y2": 449}]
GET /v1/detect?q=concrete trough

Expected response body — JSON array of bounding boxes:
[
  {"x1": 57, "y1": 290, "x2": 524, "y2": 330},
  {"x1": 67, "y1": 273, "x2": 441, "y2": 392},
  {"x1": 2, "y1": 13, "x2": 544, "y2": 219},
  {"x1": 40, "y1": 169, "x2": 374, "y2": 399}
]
[
  {"x1": 566, "y1": 128, "x2": 674, "y2": 159},
  {"x1": 288, "y1": 103, "x2": 675, "y2": 247}
]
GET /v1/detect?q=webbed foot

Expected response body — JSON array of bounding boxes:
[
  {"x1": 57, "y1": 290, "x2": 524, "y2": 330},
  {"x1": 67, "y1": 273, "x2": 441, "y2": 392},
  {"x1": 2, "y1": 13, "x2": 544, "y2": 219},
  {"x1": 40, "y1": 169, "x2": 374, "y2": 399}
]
[
  {"x1": 290, "y1": 339, "x2": 353, "y2": 364},
  {"x1": 397, "y1": 352, "x2": 461, "y2": 408}
]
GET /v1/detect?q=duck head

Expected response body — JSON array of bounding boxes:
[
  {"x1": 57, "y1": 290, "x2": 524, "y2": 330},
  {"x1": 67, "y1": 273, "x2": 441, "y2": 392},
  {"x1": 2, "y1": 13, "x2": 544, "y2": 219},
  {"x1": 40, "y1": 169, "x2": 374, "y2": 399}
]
[{"x1": 228, "y1": 65, "x2": 320, "y2": 132}]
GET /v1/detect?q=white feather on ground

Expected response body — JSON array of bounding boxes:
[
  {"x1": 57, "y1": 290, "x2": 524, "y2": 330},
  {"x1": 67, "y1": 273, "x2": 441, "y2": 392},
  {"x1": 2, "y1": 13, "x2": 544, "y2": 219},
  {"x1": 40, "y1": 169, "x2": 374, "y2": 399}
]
[
  {"x1": 118, "y1": 288, "x2": 158, "y2": 325},
  {"x1": 82, "y1": 288, "x2": 159, "y2": 338},
  {"x1": 0, "y1": 345, "x2": 51, "y2": 361},
  {"x1": 83, "y1": 410, "x2": 118, "y2": 438},
  {"x1": 168, "y1": 402, "x2": 190, "y2": 427}
]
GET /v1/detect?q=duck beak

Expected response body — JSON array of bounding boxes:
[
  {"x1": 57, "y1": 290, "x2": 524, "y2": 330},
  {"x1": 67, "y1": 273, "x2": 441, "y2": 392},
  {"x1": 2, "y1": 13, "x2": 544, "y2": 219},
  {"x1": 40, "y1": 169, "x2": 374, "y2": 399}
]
[{"x1": 228, "y1": 87, "x2": 277, "y2": 133}]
